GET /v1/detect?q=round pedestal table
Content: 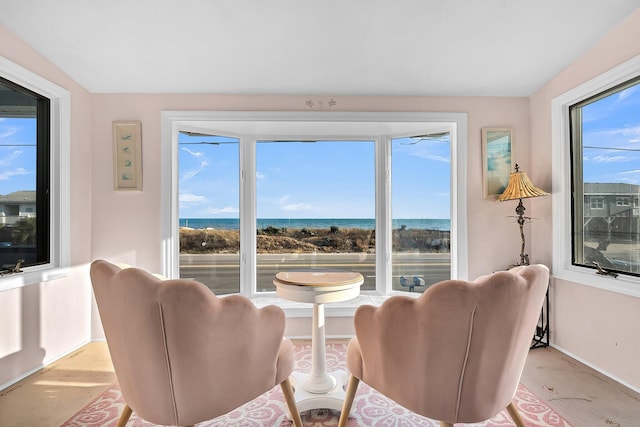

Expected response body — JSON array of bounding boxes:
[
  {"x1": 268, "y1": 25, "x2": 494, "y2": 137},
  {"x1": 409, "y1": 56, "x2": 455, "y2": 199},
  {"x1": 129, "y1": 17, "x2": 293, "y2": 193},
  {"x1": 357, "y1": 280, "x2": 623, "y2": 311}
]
[{"x1": 273, "y1": 270, "x2": 363, "y2": 413}]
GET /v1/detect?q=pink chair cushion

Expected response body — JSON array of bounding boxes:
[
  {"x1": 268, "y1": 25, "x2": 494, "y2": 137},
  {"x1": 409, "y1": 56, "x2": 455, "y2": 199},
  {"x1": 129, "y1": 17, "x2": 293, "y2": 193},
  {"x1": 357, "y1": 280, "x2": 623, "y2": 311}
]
[
  {"x1": 347, "y1": 264, "x2": 549, "y2": 423},
  {"x1": 91, "y1": 260, "x2": 294, "y2": 426}
]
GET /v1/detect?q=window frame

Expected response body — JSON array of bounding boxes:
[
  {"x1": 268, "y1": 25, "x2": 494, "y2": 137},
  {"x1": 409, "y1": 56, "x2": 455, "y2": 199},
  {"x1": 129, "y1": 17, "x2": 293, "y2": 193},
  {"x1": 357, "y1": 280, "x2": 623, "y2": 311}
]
[
  {"x1": 590, "y1": 197, "x2": 604, "y2": 210},
  {"x1": 161, "y1": 111, "x2": 468, "y2": 309},
  {"x1": 616, "y1": 197, "x2": 630, "y2": 207},
  {"x1": 0, "y1": 75, "x2": 50, "y2": 267},
  {"x1": 552, "y1": 53, "x2": 640, "y2": 298},
  {"x1": 0, "y1": 57, "x2": 70, "y2": 292}
]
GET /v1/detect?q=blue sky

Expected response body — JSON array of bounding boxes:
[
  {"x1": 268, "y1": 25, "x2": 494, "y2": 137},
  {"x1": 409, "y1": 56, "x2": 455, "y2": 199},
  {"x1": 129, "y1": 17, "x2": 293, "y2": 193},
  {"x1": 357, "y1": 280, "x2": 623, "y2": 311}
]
[
  {"x1": 582, "y1": 83, "x2": 640, "y2": 184},
  {"x1": 178, "y1": 133, "x2": 451, "y2": 219},
  {"x1": 0, "y1": 117, "x2": 37, "y2": 194}
]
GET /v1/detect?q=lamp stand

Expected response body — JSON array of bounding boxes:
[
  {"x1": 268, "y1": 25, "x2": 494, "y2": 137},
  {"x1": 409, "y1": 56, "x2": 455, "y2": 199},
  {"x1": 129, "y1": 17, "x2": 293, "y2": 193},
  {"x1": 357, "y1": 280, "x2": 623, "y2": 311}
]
[{"x1": 514, "y1": 198, "x2": 529, "y2": 266}]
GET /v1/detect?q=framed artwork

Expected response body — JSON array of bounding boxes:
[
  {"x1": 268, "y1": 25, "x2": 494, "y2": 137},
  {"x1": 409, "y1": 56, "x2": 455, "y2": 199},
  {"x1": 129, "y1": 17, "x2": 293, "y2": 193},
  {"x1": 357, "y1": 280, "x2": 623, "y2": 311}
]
[
  {"x1": 482, "y1": 127, "x2": 514, "y2": 198},
  {"x1": 113, "y1": 121, "x2": 142, "y2": 191}
]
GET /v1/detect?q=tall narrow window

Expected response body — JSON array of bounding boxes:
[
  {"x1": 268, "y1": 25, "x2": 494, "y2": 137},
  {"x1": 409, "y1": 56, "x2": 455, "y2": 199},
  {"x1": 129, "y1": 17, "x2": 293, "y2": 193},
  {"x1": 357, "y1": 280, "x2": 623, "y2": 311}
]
[
  {"x1": 178, "y1": 132, "x2": 240, "y2": 294},
  {"x1": 256, "y1": 140, "x2": 375, "y2": 292},
  {"x1": 391, "y1": 134, "x2": 451, "y2": 293},
  {"x1": 0, "y1": 77, "x2": 50, "y2": 270},
  {"x1": 570, "y1": 75, "x2": 640, "y2": 277}
]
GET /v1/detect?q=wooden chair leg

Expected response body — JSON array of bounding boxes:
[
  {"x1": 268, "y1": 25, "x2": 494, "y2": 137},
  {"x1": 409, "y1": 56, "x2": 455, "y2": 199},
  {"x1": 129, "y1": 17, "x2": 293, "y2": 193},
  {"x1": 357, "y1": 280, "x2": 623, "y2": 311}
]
[
  {"x1": 439, "y1": 422, "x2": 453, "y2": 427},
  {"x1": 338, "y1": 375, "x2": 360, "y2": 427},
  {"x1": 506, "y1": 400, "x2": 526, "y2": 427},
  {"x1": 116, "y1": 404, "x2": 133, "y2": 427},
  {"x1": 280, "y1": 377, "x2": 303, "y2": 427}
]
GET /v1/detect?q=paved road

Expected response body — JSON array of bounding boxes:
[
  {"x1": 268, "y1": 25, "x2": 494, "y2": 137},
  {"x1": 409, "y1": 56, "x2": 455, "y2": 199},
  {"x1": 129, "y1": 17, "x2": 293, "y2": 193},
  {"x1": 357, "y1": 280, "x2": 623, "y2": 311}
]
[{"x1": 179, "y1": 252, "x2": 451, "y2": 294}]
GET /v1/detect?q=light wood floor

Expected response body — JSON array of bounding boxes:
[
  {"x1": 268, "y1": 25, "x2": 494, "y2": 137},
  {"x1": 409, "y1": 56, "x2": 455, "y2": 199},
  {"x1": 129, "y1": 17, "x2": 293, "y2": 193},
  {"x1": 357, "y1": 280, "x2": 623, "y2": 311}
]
[{"x1": 1, "y1": 342, "x2": 639, "y2": 426}]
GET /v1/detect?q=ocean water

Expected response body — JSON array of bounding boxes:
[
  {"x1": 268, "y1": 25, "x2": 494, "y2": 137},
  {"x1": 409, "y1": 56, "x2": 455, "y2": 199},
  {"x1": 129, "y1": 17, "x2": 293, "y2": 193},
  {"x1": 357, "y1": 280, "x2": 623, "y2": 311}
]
[{"x1": 180, "y1": 218, "x2": 450, "y2": 231}]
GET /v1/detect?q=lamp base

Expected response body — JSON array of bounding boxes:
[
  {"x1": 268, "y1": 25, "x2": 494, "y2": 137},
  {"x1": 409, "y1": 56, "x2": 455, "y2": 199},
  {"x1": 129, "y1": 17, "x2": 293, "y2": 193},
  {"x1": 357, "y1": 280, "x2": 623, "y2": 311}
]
[{"x1": 508, "y1": 255, "x2": 530, "y2": 269}]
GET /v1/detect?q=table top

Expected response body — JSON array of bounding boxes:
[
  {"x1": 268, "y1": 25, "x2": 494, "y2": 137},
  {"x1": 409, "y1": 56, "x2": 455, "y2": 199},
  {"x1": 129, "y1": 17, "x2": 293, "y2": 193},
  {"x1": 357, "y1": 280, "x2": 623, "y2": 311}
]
[{"x1": 274, "y1": 270, "x2": 364, "y2": 287}]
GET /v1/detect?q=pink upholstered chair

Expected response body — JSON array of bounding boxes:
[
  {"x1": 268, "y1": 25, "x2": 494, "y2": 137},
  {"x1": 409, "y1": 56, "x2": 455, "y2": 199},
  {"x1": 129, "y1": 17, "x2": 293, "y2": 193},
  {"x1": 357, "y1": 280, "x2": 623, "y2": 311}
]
[
  {"x1": 338, "y1": 264, "x2": 549, "y2": 427},
  {"x1": 90, "y1": 260, "x2": 302, "y2": 427}
]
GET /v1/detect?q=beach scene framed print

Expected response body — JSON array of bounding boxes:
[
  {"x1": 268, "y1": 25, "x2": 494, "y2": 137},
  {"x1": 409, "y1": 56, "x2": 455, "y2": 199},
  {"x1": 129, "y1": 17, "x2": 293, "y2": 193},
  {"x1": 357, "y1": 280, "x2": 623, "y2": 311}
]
[
  {"x1": 482, "y1": 127, "x2": 514, "y2": 198},
  {"x1": 113, "y1": 120, "x2": 142, "y2": 191}
]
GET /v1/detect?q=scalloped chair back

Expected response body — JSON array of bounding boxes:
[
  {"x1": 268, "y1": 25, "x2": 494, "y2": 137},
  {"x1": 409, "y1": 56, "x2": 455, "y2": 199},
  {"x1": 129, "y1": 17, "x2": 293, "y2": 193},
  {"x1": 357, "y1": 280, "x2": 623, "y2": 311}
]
[
  {"x1": 338, "y1": 264, "x2": 549, "y2": 427},
  {"x1": 90, "y1": 259, "x2": 302, "y2": 427}
]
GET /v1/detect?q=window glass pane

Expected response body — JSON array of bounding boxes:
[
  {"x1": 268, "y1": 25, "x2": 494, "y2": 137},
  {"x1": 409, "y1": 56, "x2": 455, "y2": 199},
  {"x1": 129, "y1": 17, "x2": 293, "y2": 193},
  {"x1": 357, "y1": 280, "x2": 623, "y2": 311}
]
[
  {"x1": 0, "y1": 80, "x2": 41, "y2": 269},
  {"x1": 571, "y1": 77, "x2": 640, "y2": 276},
  {"x1": 178, "y1": 132, "x2": 240, "y2": 294},
  {"x1": 391, "y1": 134, "x2": 451, "y2": 292},
  {"x1": 256, "y1": 140, "x2": 375, "y2": 292}
]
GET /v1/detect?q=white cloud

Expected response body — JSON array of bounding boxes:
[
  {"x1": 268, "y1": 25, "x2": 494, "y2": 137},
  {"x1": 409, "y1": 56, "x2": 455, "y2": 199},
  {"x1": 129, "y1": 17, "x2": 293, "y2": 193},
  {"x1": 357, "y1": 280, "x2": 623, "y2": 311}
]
[
  {"x1": 424, "y1": 154, "x2": 450, "y2": 162},
  {"x1": 275, "y1": 194, "x2": 311, "y2": 211},
  {"x1": 408, "y1": 147, "x2": 450, "y2": 163},
  {"x1": 181, "y1": 160, "x2": 209, "y2": 181},
  {"x1": 588, "y1": 154, "x2": 628, "y2": 163},
  {"x1": 181, "y1": 147, "x2": 203, "y2": 157},
  {"x1": 0, "y1": 127, "x2": 18, "y2": 139},
  {"x1": 179, "y1": 193, "x2": 206, "y2": 203},
  {"x1": 256, "y1": 171, "x2": 266, "y2": 179},
  {"x1": 617, "y1": 170, "x2": 640, "y2": 184},
  {"x1": 617, "y1": 86, "x2": 638, "y2": 102},
  {"x1": 204, "y1": 206, "x2": 239, "y2": 214},
  {"x1": 593, "y1": 125, "x2": 640, "y2": 143},
  {"x1": 0, "y1": 150, "x2": 23, "y2": 166},
  {"x1": 282, "y1": 203, "x2": 312, "y2": 211},
  {"x1": 0, "y1": 167, "x2": 29, "y2": 180}
]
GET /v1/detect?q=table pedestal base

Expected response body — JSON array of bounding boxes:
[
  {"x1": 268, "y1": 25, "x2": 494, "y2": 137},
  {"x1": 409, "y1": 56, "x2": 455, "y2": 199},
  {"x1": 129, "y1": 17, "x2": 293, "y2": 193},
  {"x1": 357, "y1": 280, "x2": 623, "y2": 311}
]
[{"x1": 288, "y1": 370, "x2": 349, "y2": 413}]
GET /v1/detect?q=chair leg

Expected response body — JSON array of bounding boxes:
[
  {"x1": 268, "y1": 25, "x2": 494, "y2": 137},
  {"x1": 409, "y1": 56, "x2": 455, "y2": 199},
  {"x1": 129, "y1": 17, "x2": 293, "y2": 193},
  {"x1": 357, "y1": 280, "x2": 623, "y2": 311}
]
[
  {"x1": 116, "y1": 404, "x2": 133, "y2": 427},
  {"x1": 338, "y1": 375, "x2": 360, "y2": 427},
  {"x1": 439, "y1": 422, "x2": 453, "y2": 427},
  {"x1": 506, "y1": 400, "x2": 526, "y2": 427},
  {"x1": 280, "y1": 377, "x2": 303, "y2": 427}
]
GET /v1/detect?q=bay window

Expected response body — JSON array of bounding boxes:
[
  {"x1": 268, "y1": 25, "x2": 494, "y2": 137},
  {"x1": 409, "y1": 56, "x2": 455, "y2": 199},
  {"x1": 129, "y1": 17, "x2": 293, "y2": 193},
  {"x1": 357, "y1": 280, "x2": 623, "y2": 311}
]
[{"x1": 162, "y1": 111, "x2": 467, "y2": 303}]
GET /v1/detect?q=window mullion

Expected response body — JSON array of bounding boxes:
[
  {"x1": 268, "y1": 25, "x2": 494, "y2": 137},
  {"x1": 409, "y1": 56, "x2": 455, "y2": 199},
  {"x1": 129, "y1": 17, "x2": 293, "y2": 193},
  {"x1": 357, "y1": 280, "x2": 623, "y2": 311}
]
[
  {"x1": 240, "y1": 135, "x2": 257, "y2": 297},
  {"x1": 376, "y1": 136, "x2": 392, "y2": 295}
]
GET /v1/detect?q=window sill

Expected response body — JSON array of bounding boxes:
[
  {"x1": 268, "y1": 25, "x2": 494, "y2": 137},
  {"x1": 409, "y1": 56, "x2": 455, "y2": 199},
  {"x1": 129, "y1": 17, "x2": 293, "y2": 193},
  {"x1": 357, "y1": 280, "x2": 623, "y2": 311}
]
[
  {"x1": 555, "y1": 265, "x2": 640, "y2": 299},
  {"x1": 0, "y1": 266, "x2": 70, "y2": 292},
  {"x1": 252, "y1": 291, "x2": 421, "y2": 317}
]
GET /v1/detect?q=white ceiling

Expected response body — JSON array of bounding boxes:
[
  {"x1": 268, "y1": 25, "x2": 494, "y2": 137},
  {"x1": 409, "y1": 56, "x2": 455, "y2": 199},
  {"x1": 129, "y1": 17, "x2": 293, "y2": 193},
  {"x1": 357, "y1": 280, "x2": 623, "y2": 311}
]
[{"x1": 1, "y1": 1, "x2": 639, "y2": 96}]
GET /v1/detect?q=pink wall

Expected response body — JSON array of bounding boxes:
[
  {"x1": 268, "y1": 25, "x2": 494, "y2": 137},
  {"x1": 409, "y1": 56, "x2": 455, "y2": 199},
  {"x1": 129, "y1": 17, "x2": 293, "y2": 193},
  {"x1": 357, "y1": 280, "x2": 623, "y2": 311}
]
[
  {"x1": 90, "y1": 94, "x2": 530, "y2": 278},
  {"x1": 529, "y1": 9, "x2": 640, "y2": 389},
  {"x1": 89, "y1": 94, "x2": 531, "y2": 339},
  {"x1": 0, "y1": 24, "x2": 94, "y2": 387}
]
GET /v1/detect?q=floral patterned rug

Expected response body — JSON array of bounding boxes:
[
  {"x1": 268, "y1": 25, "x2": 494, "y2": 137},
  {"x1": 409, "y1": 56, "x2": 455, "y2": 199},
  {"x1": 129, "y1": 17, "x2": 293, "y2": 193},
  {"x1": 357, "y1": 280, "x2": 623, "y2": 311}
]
[{"x1": 61, "y1": 343, "x2": 572, "y2": 426}]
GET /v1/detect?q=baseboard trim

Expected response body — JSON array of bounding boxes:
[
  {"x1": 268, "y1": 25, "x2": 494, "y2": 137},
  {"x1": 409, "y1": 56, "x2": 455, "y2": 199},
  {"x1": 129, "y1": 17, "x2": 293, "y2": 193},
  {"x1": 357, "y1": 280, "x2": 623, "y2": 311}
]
[
  {"x1": 550, "y1": 342, "x2": 640, "y2": 394},
  {"x1": 0, "y1": 339, "x2": 92, "y2": 392}
]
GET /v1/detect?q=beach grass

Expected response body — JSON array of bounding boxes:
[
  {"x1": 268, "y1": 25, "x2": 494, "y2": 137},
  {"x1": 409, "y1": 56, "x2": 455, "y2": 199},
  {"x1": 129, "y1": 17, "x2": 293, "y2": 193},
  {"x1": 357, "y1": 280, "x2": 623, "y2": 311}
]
[{"x1": 180, "y1": 226, "x2": 450, "y2": 254}]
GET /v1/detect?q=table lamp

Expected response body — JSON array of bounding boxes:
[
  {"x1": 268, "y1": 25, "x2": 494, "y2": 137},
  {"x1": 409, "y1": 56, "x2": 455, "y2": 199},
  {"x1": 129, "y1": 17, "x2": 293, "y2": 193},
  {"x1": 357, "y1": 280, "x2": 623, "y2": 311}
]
[{"x1": 497, "y1": 164, "x2": 548, "y2": 266}]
